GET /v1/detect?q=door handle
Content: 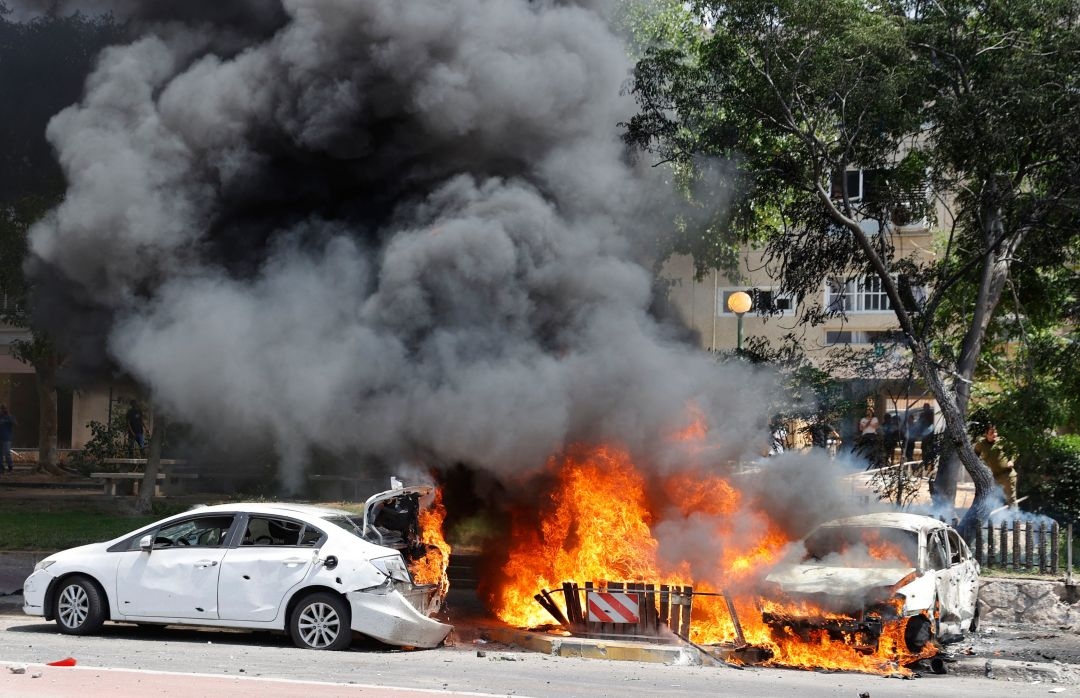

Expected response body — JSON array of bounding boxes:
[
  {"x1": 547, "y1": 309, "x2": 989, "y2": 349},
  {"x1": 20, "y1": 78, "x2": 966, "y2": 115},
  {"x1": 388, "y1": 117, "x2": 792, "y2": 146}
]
[
  {"x1": 282, "y1": 558, "x2": 307, "y2": 566},
  {"x1": 195, "y1": 560, "x2": 219, "y2": 568}
]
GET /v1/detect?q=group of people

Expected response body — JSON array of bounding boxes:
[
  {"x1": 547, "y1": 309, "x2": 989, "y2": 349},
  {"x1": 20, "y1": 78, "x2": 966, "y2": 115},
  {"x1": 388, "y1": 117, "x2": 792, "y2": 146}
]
[
  {"x1": 856, "y1": 402, "x2": 1019, "y2": 507},
  {"x1": 856, "y1": 402, "x2": 938, "y2": 472}
]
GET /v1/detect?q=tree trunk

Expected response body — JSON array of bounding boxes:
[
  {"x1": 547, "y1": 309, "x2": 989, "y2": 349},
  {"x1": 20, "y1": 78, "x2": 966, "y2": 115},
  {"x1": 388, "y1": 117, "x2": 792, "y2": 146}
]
[
  {"x1": 33, "y1": 354, "x2": 64, "y2": 477},
  {"x1": 912, "y1": 344, "x2": 995, "y2": 535},
  {"x1": 931, "y1": 192, "x2": 1019, "y2": 511},
  {"x1": 135, "y1": 407, "x2": 164, "y2": 514}
]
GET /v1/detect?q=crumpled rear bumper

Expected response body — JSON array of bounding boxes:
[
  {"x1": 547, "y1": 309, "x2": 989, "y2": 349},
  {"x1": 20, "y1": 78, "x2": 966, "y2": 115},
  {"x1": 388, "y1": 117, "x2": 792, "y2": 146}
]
[{"x1": 347, "y1": 587, "x2": 452, "y2": 649}]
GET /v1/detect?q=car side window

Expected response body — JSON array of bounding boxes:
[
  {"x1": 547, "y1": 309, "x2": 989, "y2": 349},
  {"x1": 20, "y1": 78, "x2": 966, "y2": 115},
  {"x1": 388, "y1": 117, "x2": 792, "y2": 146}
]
[
  {"x1": 927, "y1": 530, "x2": 948, "y2": 570},
  {"x1": 154, "y1": 515, "x2": 235, "y2": 548},
  {"x1": 242, "y1": 516, "x2": 319, "y2": 546},
  {"x1": 945, "y1": 529, "x2": 966, "y2": 566}
]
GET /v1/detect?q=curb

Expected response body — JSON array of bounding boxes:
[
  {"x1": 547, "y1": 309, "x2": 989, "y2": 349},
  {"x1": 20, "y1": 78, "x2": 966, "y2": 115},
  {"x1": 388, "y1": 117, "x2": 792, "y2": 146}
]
[
  {"x1": 483, "y1": 625, "x2": 1079, "y2": 683},
  {"x1": 482, "y1": 625, "x2": 700, "y2": 664}
]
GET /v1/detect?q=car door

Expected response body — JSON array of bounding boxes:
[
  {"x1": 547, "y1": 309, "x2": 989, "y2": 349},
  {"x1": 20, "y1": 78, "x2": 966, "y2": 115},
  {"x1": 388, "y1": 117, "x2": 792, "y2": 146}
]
[
  {"x1": 945, "y1": 528, "x2": 979, "y2": 625},
  {"x1": 926, "y1": 528, "x2": 954, "y2": 616},
  {"x1": 217, "y1": 515, "x2": 322, "y2": 622},
  {"x1": 115, "y1": 514, "x2": 236, "y2": 619}
]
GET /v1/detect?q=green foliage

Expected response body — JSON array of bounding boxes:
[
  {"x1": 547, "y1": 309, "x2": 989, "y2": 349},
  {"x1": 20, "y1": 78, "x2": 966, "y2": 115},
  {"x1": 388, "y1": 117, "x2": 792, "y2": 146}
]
[
  {"x1": 67, "y1": 417, "x2": 129, "y2": 476},
  {"x1": 1021, "y1": 435, "x2": 1080, "y2": 524}
]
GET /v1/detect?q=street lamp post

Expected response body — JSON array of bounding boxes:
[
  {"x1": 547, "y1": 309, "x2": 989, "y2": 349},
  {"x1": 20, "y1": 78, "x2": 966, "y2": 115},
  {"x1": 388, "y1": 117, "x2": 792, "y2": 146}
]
[{"x1": 727, "y1": 291, "x2": 752, "y2": 351}]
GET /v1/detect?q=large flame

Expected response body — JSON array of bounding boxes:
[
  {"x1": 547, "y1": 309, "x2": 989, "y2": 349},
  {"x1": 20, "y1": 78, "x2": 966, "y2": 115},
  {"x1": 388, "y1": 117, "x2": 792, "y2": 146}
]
[
  {"x1": 411, "y1": 488, "x2": 452, "y2": 599},
  {"x1": 488, "y1": 441, "x2": 935, "y2": 676}
]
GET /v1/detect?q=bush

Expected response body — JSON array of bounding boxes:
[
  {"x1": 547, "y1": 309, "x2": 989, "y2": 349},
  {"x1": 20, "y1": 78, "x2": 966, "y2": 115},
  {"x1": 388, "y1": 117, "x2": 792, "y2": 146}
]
[
  {"x1": 1020, "y1": 434, "x2": 1080, "y2": 523},
  {"x1": 68, "y1": 415, "x2": 131, "y2": 476}
]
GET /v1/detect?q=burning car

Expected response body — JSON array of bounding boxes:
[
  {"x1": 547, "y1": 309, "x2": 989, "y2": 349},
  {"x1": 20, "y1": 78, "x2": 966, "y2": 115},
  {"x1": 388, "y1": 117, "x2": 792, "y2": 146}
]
[
  {"x1": 762, "y1": 513, "x2": 979, "y2": 656},
  {"x1": 21, "y1": 484, "x2": 452, "y2": 650}
]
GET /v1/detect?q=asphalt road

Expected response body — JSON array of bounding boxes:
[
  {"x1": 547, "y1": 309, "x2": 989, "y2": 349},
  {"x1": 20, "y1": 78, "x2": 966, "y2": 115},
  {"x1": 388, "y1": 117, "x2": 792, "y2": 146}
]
[{"x1": 0, "y1": 605, "x2": 1072, "y2": 698}]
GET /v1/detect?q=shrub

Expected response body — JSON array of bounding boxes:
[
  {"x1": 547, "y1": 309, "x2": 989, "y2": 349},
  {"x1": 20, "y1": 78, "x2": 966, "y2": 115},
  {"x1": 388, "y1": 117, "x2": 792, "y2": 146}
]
[{"x1": 1020, "y1": 434, "x2": 1080, "y2": 523}]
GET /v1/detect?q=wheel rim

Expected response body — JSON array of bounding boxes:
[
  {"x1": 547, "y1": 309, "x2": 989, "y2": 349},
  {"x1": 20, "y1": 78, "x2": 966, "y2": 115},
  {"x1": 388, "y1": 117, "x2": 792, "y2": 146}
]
[
  {"x1": 58, "y1": 584, "x2": 89, "y2": 628},
  {"x1": 297, "y1": 601, "x2": 341, "y2": 648}
]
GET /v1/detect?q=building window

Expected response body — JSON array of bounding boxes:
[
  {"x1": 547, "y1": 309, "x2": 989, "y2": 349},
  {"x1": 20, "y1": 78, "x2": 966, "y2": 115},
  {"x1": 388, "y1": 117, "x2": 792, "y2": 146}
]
[
  {"x1": 719, "y1": 288, "x2": 795, "y2": 315},
  {"x1": 830, "y1": 169, "x2": 886, "y2": 203},
  {"x1": 825, "y1": 329, "x2": 901, "y2": 345},
  {"x1": 826, "y1": 277, "x2": 892, "y2": 313}
]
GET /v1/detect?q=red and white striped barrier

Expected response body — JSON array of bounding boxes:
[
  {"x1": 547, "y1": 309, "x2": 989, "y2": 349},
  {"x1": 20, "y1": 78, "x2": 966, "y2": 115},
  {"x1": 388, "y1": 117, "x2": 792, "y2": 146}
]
[{"x1": 586, "y1": 590, "x2": 639, "y2": 624}]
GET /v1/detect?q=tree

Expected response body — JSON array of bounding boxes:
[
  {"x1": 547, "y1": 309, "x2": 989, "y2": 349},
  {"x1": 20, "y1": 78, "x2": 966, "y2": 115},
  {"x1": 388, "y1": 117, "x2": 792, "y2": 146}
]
[
  {"x1": 0, "y1": 7, "x2": 123, "y2": 472},
  {"x1": 625, "y1": 0, "x2": 1080, "y2": 533}
]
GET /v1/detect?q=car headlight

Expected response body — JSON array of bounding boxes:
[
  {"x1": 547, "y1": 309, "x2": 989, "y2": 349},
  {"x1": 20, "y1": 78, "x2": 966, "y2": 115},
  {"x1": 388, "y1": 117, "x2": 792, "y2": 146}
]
[
  {"x1": 370, "y1": 554, "x2": 412, "y2": 584},
  {"x1": 33, "y1": 560, "x2": 56, "y2": 573}
]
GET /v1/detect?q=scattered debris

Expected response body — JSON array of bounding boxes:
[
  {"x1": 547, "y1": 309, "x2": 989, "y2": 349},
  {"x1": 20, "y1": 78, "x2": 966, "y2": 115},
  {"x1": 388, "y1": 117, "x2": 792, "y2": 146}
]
[
  {"x1": 8, "y1": 666, "x2": 27, "y2": 675},
  {"x1": 46, "y1": 657, "x2": 76, "y2": 667}
]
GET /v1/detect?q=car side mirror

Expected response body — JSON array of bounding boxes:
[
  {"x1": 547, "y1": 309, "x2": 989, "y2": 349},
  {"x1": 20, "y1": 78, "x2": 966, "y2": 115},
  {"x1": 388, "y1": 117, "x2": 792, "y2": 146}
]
[{"x1": 139, "y1": 534, "x2": 153, "y2": 551}]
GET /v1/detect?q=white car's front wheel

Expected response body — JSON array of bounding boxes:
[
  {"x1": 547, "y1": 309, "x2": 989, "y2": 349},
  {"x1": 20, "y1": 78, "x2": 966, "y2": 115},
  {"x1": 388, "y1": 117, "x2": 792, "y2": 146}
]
[
  {"x1": 54, "y1": 575, "x2": 106, "y2": 635},
  {"x1": 289, "y1": 592, "x2": 352, "y2": 651}
]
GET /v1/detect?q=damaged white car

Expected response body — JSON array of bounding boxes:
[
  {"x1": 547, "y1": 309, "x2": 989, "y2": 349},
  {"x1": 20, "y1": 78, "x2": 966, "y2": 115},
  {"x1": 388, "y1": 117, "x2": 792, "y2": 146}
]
[
  {"x1": 21, "y1": 488, "x2": 452, "y2": 650},
  {"x1": 762, "y1": 513, "x2": 979, "y2": 654}
]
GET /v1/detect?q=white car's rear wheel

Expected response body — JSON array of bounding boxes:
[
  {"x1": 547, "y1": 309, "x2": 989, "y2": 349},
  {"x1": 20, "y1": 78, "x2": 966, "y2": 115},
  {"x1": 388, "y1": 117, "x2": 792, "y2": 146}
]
[
  {"x1": 54, "y1": 575, "x2": 106, "y2": 635},
  {"x1": 289, "y1": 592, "x2": 352, "y2": 651}
]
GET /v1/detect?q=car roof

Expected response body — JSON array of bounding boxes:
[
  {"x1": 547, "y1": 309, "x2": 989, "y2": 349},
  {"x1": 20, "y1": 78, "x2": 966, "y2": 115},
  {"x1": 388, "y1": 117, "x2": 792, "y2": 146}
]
[
  {"x1": 183, "y1": 502, "x2": 353, "y2": 518},
  {"x1": 816, "y1": 512, "x2": 948, "y2": 534}
]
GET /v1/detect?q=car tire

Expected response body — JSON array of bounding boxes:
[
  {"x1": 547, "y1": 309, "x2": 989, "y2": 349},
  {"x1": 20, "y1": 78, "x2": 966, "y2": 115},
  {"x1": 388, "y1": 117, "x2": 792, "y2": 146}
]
[
  {"x1": 904, "y1": 613, "x2": 932, "y2": 653},
  {"x1": 289, "y1": 592, "x2": 352, "y2": 651},
  {"x1": 54, "y1": 575, "x2": 107, "y2": 636}
]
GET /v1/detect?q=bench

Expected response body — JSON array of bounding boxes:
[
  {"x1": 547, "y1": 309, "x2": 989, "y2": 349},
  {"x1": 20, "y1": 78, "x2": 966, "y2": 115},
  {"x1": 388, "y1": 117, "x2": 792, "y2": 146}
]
[
  {"x1": 91, "y1": 471, "x2": 199, "y2": 497},
  {"x1": 102, "y1": 458, "x2": 187, "y2": 471}
]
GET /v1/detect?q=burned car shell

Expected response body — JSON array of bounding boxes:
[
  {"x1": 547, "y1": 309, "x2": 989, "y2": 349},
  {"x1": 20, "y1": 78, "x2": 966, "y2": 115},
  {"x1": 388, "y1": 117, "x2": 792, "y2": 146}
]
[
  {"x1": 21, "y1": 500, "x2": 451, "y2": 650},
  {"x1": 764, "y1": 513, "x2": 979, "y2": 649}
]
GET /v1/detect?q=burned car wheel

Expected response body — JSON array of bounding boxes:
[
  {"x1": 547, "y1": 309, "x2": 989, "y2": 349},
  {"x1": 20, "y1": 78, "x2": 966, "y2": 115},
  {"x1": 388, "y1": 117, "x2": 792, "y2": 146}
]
[
  {"x1": 54, "y1": 575, "x2": 106, "y2": 635},
  {"x1": 903, "y1": 609, "x2": 939, "y2": 653},
  {"x1": 290, "y1": 592, "x2": 352, "y2": 650}
]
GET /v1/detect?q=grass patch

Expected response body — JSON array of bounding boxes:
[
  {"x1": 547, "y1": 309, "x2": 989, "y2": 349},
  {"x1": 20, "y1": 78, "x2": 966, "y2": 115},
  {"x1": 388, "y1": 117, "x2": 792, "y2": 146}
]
[
  {"x1": 0, "y1": 511, "x2": 164, "y2": 551},
  {"x1": 0, "y1": 498, "x2": 366, "y2": 552}
]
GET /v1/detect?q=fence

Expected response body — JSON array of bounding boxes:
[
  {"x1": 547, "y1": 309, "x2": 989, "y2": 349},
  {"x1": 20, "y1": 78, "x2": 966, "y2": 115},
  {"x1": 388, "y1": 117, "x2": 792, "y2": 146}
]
[
  {"x1": 535, "y1": 581, "x2": 695, "y2": 640},
  {"x1": 972, "y1": 519, "x2": 1058, "y2": 574}
]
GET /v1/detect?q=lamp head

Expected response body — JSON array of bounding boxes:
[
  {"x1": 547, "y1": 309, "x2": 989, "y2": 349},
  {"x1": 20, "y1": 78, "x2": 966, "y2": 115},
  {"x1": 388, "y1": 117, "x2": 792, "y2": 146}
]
[{"x1": 727, "y1": 290, "x2": 752, "y2": 315}]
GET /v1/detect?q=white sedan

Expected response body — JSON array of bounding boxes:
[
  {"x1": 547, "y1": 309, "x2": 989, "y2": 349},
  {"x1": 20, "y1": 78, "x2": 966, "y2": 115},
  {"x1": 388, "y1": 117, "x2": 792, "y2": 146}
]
[
  {"x1": 22, "y1": 496, "x2": 452, "y2": 650},
  {"x1": 763, "y1": 512, "x2": 980, "y2": 654}
]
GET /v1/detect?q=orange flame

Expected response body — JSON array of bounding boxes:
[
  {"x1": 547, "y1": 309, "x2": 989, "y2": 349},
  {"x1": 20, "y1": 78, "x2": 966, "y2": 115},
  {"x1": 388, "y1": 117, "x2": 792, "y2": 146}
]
[
  {"x1": 410, "y1": 488, "x2": 452, "y2": 598},
  {"x1": 488, "y1": 440, "x2": 935, "y2": 676}
]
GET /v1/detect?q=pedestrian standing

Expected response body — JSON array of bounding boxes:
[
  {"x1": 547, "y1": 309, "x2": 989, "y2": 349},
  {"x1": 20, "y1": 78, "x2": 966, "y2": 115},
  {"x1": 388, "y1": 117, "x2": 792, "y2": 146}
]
[
  {"x1": 857, "y1": 407, "x2": 882, "y2": 469},
  {"x1": 126, "y1": 399, "x2": 146, "y2": 458},
  {"x1": 0, "y1": 405, "x2": 16, "y2": 473},
  {"x1": 973, "y1": 423, "x2": 1019, "y2": 508},
  {"x1": 917, "y1": 402, "x2": 937, "y2": 473}
]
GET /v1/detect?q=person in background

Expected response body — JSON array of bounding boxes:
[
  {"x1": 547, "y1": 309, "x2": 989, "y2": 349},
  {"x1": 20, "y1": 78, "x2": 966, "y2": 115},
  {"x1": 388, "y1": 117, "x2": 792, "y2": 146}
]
[
  {"x1": 856, "y1": 407, "x2": 882, "y2": 469},
  {"x1": 126, "y1": 399, "x2": 146, "y2": 458},
  {"x1": 882, "y1": 412, "x2": 900, "y2": 465},
  {"x1": 917, "y1": 402, "x2": 937, "y2": 473},
  {"x1": 973, "y1": 422, "x2": 1018, "y2": 508},
  {"x1": 0, "y1": 405, "x2": 15, "y2": 473},
  {"x1": 903, "y1": 412, "x2": 919, "y2": 463}
]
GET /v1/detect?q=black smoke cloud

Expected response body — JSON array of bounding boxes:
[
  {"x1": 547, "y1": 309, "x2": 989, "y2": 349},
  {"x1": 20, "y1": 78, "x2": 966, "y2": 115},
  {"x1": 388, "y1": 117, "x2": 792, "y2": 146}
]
[{"x1": 27, "y1": 0, "x2": 781, "y2": 492}]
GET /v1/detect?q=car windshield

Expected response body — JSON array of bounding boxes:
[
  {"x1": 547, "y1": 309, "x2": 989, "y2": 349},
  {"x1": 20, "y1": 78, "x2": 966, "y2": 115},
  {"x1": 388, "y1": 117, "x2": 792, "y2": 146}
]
[
  {"x1": 322, "y1": 514, "x2": 364, "y2": 538},
  {"x1": 802, "y1": 525, "x2": 917, "y2": 568}
]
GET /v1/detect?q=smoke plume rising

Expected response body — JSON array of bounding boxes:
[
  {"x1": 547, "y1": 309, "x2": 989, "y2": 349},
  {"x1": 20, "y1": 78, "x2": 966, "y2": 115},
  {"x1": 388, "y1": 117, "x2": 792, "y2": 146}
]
[{"x1": 26, "y1": 0, "x2": 786, "y2": 503}]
